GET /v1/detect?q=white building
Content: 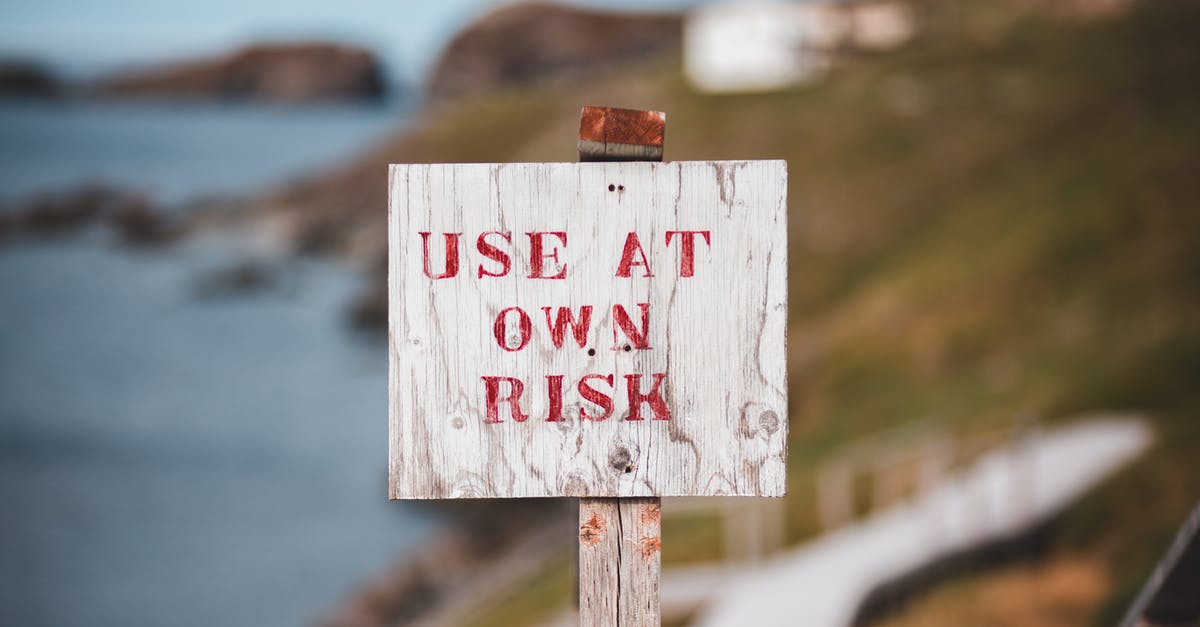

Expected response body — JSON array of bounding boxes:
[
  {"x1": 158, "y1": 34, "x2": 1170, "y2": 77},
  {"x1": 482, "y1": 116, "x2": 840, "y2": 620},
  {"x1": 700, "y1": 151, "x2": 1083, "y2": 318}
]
[{"x1": 685, "y1": 0, "x2": 914, "y2": 93}]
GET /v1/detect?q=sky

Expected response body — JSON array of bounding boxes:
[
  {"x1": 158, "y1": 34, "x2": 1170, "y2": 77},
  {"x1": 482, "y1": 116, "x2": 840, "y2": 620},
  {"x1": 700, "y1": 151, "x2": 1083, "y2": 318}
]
[{"x1": 0, "y1": 0, "x2": 700, "y2": 84}]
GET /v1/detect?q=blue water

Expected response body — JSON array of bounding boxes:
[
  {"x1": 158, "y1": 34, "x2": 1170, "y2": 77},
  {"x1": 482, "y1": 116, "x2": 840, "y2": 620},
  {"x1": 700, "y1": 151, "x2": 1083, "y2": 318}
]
[
  {"x1": 0, "y1": 102, "x2": 435, "y2": 626},
  {"x1": 0, "y1": 100, "x2": 409, "y2": 206},
  {"x1": 0, "y1": 235, "x2": 436, "y2": 626}
]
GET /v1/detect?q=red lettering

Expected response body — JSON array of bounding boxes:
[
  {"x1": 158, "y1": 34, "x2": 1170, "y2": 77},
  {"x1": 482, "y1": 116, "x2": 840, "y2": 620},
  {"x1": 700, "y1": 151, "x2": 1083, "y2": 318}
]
[
  {"x1": 527, "y1": 231, "x2": 567, "y2": 279},
  {"x1": 482, "y1": 376, "x2": 528, "y2": 423},
  {"x1": 612, "y1": 303, "x2": 651, "y2": 350},
  {"x1": 541, "y1": 306, "x2": 593, "y2": 349},
  {"x1": 420, "y1": 232, "x2": 461, "y2": 279},
  {"x1": 625, "y1": 373, "x2": 671, "y2": 420},
  {"x1": 665, "y1": 231, "x2": 711, "y2": 278},
  {"x1": 476, "y1": 231, "x2": 512, "y2": 278},
  {"x1": 615, "y1": 232, "x2": 653, "y2": 278},
  {"x1": 545, "y1": 375, "x2": 564, "y2": 421},
  {"x1": 493, "y1": 307, "x2": 532, "y2": 352},
  {"x1": 578, "y1": 374, "x2": 615, "y2": 421}
]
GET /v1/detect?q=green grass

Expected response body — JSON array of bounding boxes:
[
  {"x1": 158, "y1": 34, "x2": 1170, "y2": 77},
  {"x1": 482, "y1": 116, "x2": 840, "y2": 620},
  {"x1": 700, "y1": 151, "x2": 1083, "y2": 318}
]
[{"x1": 458, "y1": 557, "x2": 576, "y2": 627}]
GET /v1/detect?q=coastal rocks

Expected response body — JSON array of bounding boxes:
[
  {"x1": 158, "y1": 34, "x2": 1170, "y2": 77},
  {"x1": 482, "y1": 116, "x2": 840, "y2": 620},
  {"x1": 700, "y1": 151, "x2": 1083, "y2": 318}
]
[
  {"x1": 349, "y1": 269, "x2": 388, "y2": 329},
  {"x1": 343, "y1": 249, "x2": 390, "y2": 330},
  {"x1": 321, "y1": 499, "x2": 575, "y2": 627},
  {"x1": 2, "y1": 184, "x2": 178, "y2": 245},
  {"x1": 0, "y1": 60, "x2": 60, "y2": 99},
  {"x1": 428, "y1": 2, "x2": 682, "y2": 101},
  {"x1": 92, "y1": 43, "x2": 387, "y2": 104},
  {"x1": 191, "y1": 259, "x2": 299, "y2": 301}
]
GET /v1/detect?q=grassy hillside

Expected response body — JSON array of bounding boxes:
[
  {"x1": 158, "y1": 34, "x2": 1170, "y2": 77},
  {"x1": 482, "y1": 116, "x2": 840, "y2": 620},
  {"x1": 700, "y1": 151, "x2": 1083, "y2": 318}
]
[{"x1": 286, "y1": 2, "x2": 1200, "y2": 624}]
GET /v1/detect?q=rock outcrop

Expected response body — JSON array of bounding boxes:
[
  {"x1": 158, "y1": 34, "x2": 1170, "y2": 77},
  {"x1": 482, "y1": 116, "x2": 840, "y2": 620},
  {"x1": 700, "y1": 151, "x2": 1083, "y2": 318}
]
[
  {"x1": 0, "y1": 60, "x2": 60, "y2": 99},
  {"x1": 2, "y1": 184, "x2": 178, "y2": 245},
  {"x1": 93, "y1": 43, "x2": 386, "y2": 103},
  {"x1": 428, "y1": 2, "x2": 682, "y2": 101}
]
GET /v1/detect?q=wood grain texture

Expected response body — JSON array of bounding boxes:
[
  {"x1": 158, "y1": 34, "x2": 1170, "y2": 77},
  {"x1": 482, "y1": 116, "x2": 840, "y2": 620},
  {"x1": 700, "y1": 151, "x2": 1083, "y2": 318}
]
[
  {"x1": 580, "y1": 105, "x2": 663, "y2": 627},
  {"x1": 579, "y1": 106, "x2": 666, "y2": 162},
  {"x1": 388, "y1": 160, "x2": 787, "y2": 499},
  {"x1": 580, "y1": 497, "x2": 661, "y2": 625}
]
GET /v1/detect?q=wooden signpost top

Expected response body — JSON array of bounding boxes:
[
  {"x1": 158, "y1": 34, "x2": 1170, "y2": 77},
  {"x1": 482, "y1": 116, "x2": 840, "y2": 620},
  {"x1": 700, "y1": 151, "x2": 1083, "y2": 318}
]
[{"x1": 578, "y1": 106, "x2": 666, "y2": 162}]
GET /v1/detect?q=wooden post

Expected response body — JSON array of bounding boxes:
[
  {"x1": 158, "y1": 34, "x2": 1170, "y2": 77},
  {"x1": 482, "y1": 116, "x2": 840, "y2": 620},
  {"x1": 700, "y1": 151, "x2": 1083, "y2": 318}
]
[
  {"x1": 580, "y1": 497, "x2": 662, "y2": 624},
  {"x1": 578, "y1": 105, "x2": 666, "y2": 626},
  {"x1": 388, "y1": 106, "x2": 786, "y2": 623}
]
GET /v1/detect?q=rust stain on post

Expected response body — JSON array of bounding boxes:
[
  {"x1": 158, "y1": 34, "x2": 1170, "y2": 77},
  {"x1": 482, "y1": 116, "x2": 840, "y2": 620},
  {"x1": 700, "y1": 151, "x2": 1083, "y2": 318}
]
[
  {"x1": 580, "y1": 512, "x2": 607, "y2": 546},
  {"x1": 579, "y1": 105, "x2": 666, "y2": 162},
  {"x1": 639, "y1": 535, "x2": 662, "y2": 557},
  {"x1": 638, "y1": 502, "x2": 662, "y2": 557},
  {"x1": 640, "y1": 502, "x2": 662, "y2": 526}
]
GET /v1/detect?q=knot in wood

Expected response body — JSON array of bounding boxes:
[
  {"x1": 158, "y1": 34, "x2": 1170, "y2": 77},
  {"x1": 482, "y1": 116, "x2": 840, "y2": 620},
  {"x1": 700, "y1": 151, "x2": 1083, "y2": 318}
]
[
  {"x1": 608, "y1": 447, "x2": 634, "y2": 474},
  {"x1": 759, "y1": 410, "x2": 780, "y2": 434}
]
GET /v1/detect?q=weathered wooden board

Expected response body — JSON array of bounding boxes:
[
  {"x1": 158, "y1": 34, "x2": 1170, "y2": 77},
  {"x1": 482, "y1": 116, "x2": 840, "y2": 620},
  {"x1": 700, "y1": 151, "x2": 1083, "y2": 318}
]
[{"x1": 388, "y1": 160, "x2": 787, "y2": 499}]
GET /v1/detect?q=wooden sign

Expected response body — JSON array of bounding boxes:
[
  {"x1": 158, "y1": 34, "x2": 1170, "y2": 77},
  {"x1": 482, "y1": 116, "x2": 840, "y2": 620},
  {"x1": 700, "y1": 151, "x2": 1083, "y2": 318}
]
[{"x1": 388, "y1": 160, "x2": 787, "y2": 499}]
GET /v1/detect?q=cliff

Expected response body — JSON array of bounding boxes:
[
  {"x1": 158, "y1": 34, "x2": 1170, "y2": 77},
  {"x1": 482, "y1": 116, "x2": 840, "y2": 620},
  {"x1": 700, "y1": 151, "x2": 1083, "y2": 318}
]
[
  {"x1": 92, "y1": 42, "x2": 386, "y2": 103},
  {"x1": 427, "y1": 2, "x2": 682, "y2": 101}
]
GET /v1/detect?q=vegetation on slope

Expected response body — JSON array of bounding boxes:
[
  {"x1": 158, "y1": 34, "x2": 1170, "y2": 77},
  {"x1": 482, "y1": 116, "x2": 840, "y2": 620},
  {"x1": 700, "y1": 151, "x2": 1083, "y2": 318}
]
[{"x1": 286, "y1": 1, "x2": 1200, "y2": 623}]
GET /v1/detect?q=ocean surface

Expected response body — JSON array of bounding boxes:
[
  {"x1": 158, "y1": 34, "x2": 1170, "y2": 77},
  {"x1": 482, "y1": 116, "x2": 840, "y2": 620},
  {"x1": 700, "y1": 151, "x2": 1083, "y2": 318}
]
[
  {"x1": 0, "y1": 100, "x2": 408, "y2": 207},
  {"x1": 0, "y1": 102, "x2": 435, "y2": 626}
]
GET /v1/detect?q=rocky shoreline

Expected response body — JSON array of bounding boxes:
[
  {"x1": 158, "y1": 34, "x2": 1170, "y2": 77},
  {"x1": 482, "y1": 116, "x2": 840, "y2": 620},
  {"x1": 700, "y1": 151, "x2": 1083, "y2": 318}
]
[
  {"x1": 1, "y1": 42, "x2": 388, "y2": 106},
  {"x1": 91, "y1": 43, "x2": 388, "y2": 104},
  {"x1": 0, "y1": 184, "x2": 179, "y2": 246},
  {"x1": 322, "y1": 500, "x2": 575, "y2": 627},
  {"x1": 428, "y1": 2, "x2": 681, "y2": 102},
  {"x1": 0, "y1": 60, "x2": 61, "y2": 100}
]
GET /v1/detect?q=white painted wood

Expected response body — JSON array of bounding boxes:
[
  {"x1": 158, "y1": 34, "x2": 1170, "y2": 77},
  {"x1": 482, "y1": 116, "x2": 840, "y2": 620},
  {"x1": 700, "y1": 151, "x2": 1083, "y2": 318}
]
[{"x1": 388, "y1": 160, "x2": 787, "y2": 499}]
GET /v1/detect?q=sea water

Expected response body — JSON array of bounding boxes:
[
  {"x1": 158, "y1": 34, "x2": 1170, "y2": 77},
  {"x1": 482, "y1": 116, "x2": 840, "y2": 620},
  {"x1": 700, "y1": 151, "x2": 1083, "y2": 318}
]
[
  {"x1": 0, "y1": 100, "x2": 434, "y2": 626},
  {"x1": 0, "y1": 100, "x2": 407, "y2": 207}
]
